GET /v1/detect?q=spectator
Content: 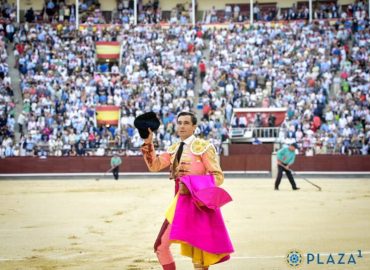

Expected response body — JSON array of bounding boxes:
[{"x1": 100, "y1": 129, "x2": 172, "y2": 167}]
[{"x1": 25, "y1": 7, "x2": 35, "y2": 23}]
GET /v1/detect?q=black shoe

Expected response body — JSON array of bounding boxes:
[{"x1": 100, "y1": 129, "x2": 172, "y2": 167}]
[
  {"x1": 274, "y1": 187, "x2": 279, "y2": 190},
  {"x1": 293, "y1": 187, "x2": 300, "y2": 190}
]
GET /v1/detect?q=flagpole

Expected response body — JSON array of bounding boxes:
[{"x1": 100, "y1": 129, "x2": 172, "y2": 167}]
[
  {"x1": 134, "y1": 0, "x2": 137, "y2": 25},
  {"x1": 76, "y1": 0, "x2": 79, "y2": 29},
  {"x1": 250, "y1": 0, "x2": 254, "y2": 25},
  {"x1": 16, "y1": 0, "x2": 20, "y2": 23},
  {"x1": 192, "y1": 0, "x2": 196, "y2": 26}
]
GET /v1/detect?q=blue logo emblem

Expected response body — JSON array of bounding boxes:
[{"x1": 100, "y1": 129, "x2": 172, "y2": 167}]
[{"x1": 287, "y1": 250, "x2": 303, "y2": 267}]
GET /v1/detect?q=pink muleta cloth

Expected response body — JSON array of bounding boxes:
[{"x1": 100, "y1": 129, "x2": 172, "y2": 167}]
[
  {"x1": 181, "y1": 175, "x2": 232, "y2": 209},
  {"x1": 169, "y1": 174, "x2": 234, "y2": 266}
]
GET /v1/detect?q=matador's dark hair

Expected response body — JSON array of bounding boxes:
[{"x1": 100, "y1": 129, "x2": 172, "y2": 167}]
[{"x1": 177, "y1": 111, "x2": 197, "y2": 125}]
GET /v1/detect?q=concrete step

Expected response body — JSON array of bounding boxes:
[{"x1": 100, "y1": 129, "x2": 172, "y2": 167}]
[{"x1": 6, "y1": 40, "x2": 23, "y2": 144}]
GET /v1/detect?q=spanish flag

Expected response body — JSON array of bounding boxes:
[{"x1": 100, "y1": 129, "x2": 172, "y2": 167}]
[
  {"x1": 96, "y1": 106, "x2": 120, "y2": 126},
  {"x1": 96, "y1": 41, "x2": 121, "y2": 60}
]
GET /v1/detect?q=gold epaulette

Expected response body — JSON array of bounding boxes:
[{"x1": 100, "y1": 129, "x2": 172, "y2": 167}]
[
  {"x1": 190, "y1": 138, "x2": 213, "y2": 155},
  {"x1": 167, "y1": 142, "x2": 180, "y2": 154}
]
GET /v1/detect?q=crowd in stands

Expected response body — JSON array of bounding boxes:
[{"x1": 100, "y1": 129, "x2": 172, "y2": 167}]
[
  {"x1": 0, "y1": 0, "x2": 15, "y2": 22},
  {"x1": 2, "y1": 20, "x2": 211, "y2": 157},
  {"x1": 0, "y1": 0, "x2": 369, "y2": 158},
  {"x1": 23, "y1": 0, "x2": 162, "y2": 25},
  {"x1": 113, "y1": 0, "x2": 189, "y2": 25},
  {"x1": 0, "y1": 30, "x2": 16, "y2": 157},
  {"x1": 23, "y1": 0, "x2": 101, "y2": 24},
  {"x1": 204, "y1": 0, "x2": 368, "y2": 24},
  {"x1": 6, "y1": 0, "x2": 369, "y2": 25},
  {"x1": 208, "y1": 18, "x2": 369, "y2": 156},
  {"x1": 115, "y1": 0, "x2": 161, "y2": 24}
]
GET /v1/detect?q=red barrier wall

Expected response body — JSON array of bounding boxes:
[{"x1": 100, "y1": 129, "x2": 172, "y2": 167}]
[
  {"x1": 292, "y1": 155, "x2": 370, "y2": 172},
  {"x1": 221, "y1": 154, "x2": 271, "y2": 171},
  {"x1": 0, "y1": 156, "x2": 150, "y2": 173},
  {"x1": 0, "y1": 154, "x2": 369, "y2": 174}
]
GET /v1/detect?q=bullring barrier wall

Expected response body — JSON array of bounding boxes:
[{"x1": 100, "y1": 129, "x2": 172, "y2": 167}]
[{"x1": 0, "y1": 155, "x2": 369, "y2": 174}]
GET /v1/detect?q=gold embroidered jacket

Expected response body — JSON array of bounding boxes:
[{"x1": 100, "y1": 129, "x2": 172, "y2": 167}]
[{"x1": 141, "y1": 137, "x2": 224, "y2": 186}]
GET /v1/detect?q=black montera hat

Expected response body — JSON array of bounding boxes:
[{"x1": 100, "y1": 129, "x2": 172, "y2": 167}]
[{"x1": 134, "y1": 112, "x2": 160, "y2": 139}]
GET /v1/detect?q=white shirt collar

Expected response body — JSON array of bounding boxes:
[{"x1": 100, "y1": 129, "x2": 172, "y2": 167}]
[{"x1": 182, "y1": 134, "x2": 195, "y2": 145}]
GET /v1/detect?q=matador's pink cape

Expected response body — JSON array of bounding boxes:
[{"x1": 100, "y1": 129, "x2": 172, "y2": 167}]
[{"x1": 169, "y1": 175, "x2": 234, "y2": 255}]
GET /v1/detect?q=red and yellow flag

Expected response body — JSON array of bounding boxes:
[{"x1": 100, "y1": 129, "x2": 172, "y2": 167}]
[
  {"x1": 96, "y1": 106, "x2": 120, "y2": 126},
  {"x1": 96, "y1": 41, "x2": 120, "y2": 60}
]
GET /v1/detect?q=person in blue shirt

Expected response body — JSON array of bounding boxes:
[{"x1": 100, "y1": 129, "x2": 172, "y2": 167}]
[{"x1": 274, "y1": 143, "x2": 300, "y2": 191}]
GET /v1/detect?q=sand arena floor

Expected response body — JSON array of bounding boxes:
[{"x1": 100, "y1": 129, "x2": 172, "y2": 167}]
[{"x1": 0, "y1": 177, "x2": 370, "y2": 270}]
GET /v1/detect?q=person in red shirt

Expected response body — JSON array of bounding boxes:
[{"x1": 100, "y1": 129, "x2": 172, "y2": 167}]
[
  {"x1": 188, "y1": 43, "x2": 195, "y2": 53},
  {"x1": 199, "y1": 60, "x2": 206, "y2": 83},
  {"x1": 202, "y1": 103, "x2": 211, "y2": 120},
  {"x1": 16, "y1": 43, "x2": 25, "y2": 54}
]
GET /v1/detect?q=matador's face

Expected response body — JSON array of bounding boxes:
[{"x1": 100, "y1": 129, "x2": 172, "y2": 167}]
[{"x1": 176, "y1": 115, "x2": 196, "y2": 141}]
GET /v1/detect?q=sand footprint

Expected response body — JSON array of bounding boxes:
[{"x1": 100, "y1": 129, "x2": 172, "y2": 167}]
[
  {"x1": 127, "y1": 266, "x2": 142, "y2": 270},
  {"x1": 128, "y1": 258, "x2": 158, "y2": 270},
  {"x1": 114, "y1": 211, "x2": 124, "y2": 216},
  {"x1": 32, "y1": 246, "x2": 57, "y2": 252},
  {"x1": 87, "y1": 226, "x2": 104, "y2": 236}
]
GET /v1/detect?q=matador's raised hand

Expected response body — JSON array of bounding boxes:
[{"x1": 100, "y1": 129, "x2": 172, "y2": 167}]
[{"x1": 144, "y1": 128, "x2": 153, "y2": 144}]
